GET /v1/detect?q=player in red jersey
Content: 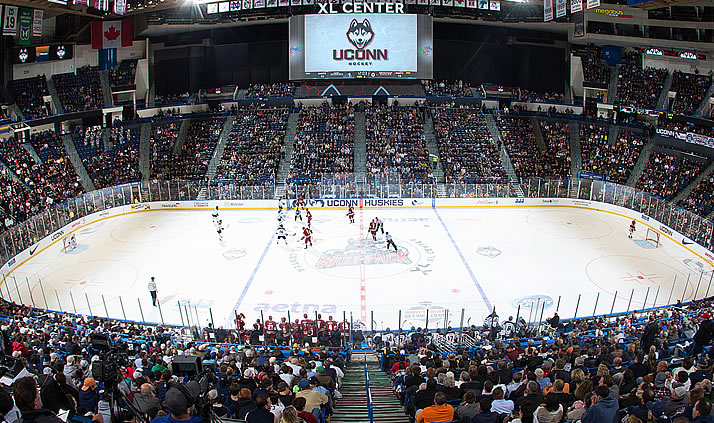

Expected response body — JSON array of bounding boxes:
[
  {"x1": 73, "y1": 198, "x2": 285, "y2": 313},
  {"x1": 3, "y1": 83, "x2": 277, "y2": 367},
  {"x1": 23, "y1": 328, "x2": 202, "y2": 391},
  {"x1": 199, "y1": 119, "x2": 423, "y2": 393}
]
[
  {"x1": 306, "y1": 208, "x2": 312, "y2": 227},
  {"x1": 326, "y1": 316, "x2": 338, "y2": 332},
  {"x1": 264, "y1": 315, "x2": 277, "y2": 342},
  {"x1": 369, "y1": 219, "x2": 377, "y2": 241},
  {"x1": 315, "y1": 314, "x2": 326, "y2": 331},
  {"x1": 300, "y1": 313, "x2": 313, "y2": 335},
  {"x1": 338, "y1": 320, "x2": 350, "y2": 334},
  {"x1": 302, "y1": 226, "x2": 313, "y2": 249},
  {"x1": 253, "y1": 319, "x2": 263, "y2": 332},
  {"x1": 629, "y1": 219, "x2": 636, "y2": 239},
  {"x1": 347, "y1": 206, "x2": 355, "y2": 224}
]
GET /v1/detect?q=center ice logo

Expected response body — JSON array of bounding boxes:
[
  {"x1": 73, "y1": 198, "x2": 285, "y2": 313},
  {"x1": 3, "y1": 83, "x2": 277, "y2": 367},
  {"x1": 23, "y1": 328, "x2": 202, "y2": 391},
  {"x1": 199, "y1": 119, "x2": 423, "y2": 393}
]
[{"x1": 316, "y1": 238, "x2": 411, "y2": 269}]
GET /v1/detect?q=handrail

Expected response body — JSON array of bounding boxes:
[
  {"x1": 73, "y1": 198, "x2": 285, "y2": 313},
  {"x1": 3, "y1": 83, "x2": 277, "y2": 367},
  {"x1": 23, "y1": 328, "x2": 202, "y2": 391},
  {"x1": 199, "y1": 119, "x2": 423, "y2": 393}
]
[{"x1": 364, "y1": 354, "x2": 374, "y2": 423}]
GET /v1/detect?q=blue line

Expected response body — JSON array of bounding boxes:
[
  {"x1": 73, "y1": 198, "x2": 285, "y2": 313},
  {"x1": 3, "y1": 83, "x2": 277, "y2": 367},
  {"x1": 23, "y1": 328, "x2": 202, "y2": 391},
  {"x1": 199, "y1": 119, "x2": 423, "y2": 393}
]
[
  {"x1": 231, "y1": 233, "x2": 275, "y2": 318},
  {"x1": 433, "y1": 208, "x2": 492, "y2": 310}
]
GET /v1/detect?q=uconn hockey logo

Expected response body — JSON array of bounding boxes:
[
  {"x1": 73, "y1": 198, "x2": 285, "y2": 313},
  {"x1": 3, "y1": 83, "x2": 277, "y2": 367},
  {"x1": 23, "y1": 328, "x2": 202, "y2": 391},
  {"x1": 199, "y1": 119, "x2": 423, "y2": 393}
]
[
  {"x1": 316, "y1": 238, "x2": 411, "y2": 269},
  {"x1": 333, "y1": 19, "x2": 388, "y2": 64}
]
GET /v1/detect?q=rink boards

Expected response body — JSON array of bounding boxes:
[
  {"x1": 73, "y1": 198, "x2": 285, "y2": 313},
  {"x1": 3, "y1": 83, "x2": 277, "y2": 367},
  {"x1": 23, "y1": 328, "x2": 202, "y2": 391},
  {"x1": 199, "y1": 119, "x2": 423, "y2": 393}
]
[{"x1": 2, "y1": 196, "x2": 714, "y2": 296}]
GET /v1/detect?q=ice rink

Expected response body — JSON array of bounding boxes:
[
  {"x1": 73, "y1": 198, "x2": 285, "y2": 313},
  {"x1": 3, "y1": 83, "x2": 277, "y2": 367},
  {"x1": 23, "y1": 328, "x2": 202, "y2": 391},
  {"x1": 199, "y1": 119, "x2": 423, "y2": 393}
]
[{"x1": 5, "y1": 205, "x2": 714, "y2": 331}]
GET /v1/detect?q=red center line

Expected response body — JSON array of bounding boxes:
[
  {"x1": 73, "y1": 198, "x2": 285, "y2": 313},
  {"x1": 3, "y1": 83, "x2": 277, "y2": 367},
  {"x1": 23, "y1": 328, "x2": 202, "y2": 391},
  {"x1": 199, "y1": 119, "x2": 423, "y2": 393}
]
[{"x1": 358, "y1": 198, "x2": 367, "y2": 324}]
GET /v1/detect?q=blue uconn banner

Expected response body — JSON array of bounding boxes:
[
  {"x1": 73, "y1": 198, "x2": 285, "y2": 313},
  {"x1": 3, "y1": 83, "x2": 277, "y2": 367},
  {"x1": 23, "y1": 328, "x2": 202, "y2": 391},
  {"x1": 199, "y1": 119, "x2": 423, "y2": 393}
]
[{"x1": 288, "y1": 198, "x2": 432, "y2": 208}]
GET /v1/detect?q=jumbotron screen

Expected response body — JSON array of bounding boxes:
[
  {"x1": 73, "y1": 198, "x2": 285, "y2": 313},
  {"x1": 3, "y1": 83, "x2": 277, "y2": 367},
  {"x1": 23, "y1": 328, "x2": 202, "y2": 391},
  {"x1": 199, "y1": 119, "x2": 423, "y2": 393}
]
[{"x1": 289, "y1": 14, "x2": 433, "y2": 80}]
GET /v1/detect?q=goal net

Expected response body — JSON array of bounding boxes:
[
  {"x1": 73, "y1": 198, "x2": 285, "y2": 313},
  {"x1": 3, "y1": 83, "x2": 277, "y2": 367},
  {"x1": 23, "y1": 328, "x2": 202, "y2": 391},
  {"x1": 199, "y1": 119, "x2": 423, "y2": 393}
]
[
  {"x1": 645, "y1": 228, "x2": 660, "y2": 248},
  {"x1": 63, "y1": 234, "x2": 77, "y2": 253}
]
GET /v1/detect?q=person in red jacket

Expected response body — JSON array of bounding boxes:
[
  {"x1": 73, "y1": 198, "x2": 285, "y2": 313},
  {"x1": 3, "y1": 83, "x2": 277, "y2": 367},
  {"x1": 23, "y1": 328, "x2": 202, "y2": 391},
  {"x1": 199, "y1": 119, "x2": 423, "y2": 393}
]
[{"x1": 12, "y1": 335, "x2": 30, "y2": 357}]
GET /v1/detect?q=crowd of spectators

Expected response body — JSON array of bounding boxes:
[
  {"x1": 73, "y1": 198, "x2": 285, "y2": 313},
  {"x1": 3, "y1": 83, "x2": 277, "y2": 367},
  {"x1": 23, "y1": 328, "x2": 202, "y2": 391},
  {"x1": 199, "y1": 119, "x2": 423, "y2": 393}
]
[
  {"x1": 82, "y1": 127, "x2": 141, "y2": 188},
  {"x1": 678, "y1": 175, "x2": 714, "y2": 217},
  {"x1": 580, "y1": 125, "x2": 646, "y2": 185},
  {"x1": 498, "y1": 117, "x2": 566, "y2": 179},
  {"x1": 245, "y1": 83, "x2": 295, "y2": 99},
  {"x1": 53, "y1": 67, "x2": 103, "y2": 113},
  {"x1": 574, "y1": 45, "x2": 611, "y2": 86},
  {"x1": 636, "y1": 151, "x2": 705, "y2": 200},
  {"x1": 364, "y1": 103, "x2": 432, "y2": 181},
  {"x1": 110, "y1": 60, "x2": 138, "y2": 87},
  {"x1": 150, "y1": 120, "x2": 181, "y2": 180},
  {"x1": 616, "y1": 52, "x2": 668, "y2": 109},
  {"x1": 383, "y1": 297, "x2": 714, "y2": 423},
  {"x1": 520, "y1": 90, "x2": 565, "y2": 104},
  {"x1": 8, "y1": 76, "x2": 50, "y2": 120},
  {"x1": 289, "y1": 103, "x2": 354, "y2": 184},
  {"x1": 157, "y1": 118, "x2": 224, "y2": 180},
  {"x1": 75, "y1": 126, "x2": 104, "y2": 155},
  {"x1": 0, "y1": 297, "x2": 350, "y2": 423},
  {"x1": 215, "y1": 107, "x2": 289, "y2": 184},
  {"x1": 658, "y1": 120, "x2": 714, "y2": 138},
  {"x1": 154, "y1": 93, "x2": 190, "y2": 106},
  {"x1": 423, "y1": 80, "x2": 474, "y2": 97},
  {"x1": 431, "y1": 105, "x2": 507, "y2": 183},
  {"x1": 538, "y1": 121, "x2": 572, "y2": 179},
  {"x1": 671, "y1": 71, "x2": 712, "y2": 116}
]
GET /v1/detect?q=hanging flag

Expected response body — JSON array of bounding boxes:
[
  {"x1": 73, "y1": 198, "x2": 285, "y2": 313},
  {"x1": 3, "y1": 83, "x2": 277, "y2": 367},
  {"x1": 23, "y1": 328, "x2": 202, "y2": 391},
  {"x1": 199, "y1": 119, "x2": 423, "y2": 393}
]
[
  {"x1": 571, "y1": 0, "x2": 582, "y2": 13},
  {"x1": 266, "y1": 0, "x2": 277, "y2": 7},
  {"x1": 442, "y1": 0, "x2": 453, "y2": 6},
  {"x1": 244, "y1": 0, "x2": 253, "y2": 9},
  {"x1": 586, "y1": 0, "x2": 599, "y2": 8},
  {"x1": 114, "y1": 0, "x2": 127, "y2": 14},
  {"x1": 544, "y1": 0, "x2": 553, "y2": 21},
  {"x1": 91, "y1": 20, "x2": 133, "y2": 49},
  {"x1": 489, "y1": 0, "x2": 500, "y2": 10},
  {"x1": 454, "y1": 0, "x2": 465, "y2": 7},
  {"x1": 3, "y1": 6, "x2": 18, "y2": 36},
  {"x1": 555, "y1": 0, "x2": 566, "y2": 17},
  {"x1": 230, "y1": 0, "x2": 241, "y2": 10},
  {"x1": 94, "y1": 0, "x2": 110, "y2": 11},
  {"x1": 278, "y1": 0, "x2": 288, "y2": 6},
  {"x1": 466, "y1": 0, "x2": 476, "y2": 7},
  {"x1": 74, "y1": 0, "x2": 90, "y2": 6},
  {"x1": 18, "y1": 8, "x2": 32, "y2": 46},
  {"x1": 32, "y1": 9, "x2": 43, "y2": 36}
]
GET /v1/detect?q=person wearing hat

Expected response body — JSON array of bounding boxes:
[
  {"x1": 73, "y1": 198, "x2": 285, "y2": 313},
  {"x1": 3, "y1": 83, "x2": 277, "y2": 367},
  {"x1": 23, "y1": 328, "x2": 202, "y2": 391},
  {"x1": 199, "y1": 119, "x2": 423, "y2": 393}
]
[
  {"x1": 315, "y1": 367, "x2": 335, "y2": 391},
  {"x1": 294, "y1": 379, "x2": 327, "y2": 421},
  {"x1": 206, "y1": 389, "x2": 228, "y2": 418},
  {"x1": 692, "y1": 313, "x2": 714, "y2": 358},
  {"x1": 79, "y1": 377, "x2": 99, "y2": 414},
  {"x1": 152, "y1": 382, "x2": 203, "y2": 423},
  {"x1": 690, "y1": 358, "x2": 713, "y2": 386}
]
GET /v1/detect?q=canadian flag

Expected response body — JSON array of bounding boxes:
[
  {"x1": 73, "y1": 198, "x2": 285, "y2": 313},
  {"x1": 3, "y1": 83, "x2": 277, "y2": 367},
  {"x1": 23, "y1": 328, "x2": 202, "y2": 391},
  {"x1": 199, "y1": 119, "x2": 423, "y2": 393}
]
[{"x1": 91, "y1": 20, "x2": 133, "y2": 49}]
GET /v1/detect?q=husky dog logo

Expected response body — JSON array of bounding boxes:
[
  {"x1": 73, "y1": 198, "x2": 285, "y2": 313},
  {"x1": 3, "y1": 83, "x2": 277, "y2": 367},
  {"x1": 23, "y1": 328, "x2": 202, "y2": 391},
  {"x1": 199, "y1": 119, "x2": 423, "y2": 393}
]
[
  {"x1": 18, "y1": 49, "x2": 29, "y2": 63},
  {"x1": 346, "y1": 19, "x2": 374, "y2": 50}
]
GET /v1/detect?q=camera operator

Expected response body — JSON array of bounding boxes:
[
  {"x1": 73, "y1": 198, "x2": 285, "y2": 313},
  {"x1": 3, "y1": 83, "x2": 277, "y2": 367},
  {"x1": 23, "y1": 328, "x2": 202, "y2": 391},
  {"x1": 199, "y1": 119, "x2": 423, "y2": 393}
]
[
  {"x1": 150, "y1": 385, "x2": 201, "y2": 423},
  {"x1": 13, "y1": 377, "x2": 103, "y2": 423}
]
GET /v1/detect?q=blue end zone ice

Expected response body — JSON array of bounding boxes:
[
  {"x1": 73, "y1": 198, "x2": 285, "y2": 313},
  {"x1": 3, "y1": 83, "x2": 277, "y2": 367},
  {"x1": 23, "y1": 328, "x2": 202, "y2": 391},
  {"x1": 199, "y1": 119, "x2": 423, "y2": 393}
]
[{"x1": 635, "y1": 240, "x2": 657, "y2": 249}]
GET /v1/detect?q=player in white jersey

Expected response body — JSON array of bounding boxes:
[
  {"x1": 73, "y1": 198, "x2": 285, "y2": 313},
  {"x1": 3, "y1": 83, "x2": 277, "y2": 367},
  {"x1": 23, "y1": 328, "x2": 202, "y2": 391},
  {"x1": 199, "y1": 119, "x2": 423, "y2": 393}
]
[
  {"x1": 277, "y1": 210, "x2": 286, "y2": 225},
  {"x1": 212, "y1": 206, "x2": 220, "y2": 224},
  {"x1": 216, "y1": 219, "x2": 224, "y2": 241},
  {"x1": 276, "y1": 225, "x2": 288, "y2": 245}
]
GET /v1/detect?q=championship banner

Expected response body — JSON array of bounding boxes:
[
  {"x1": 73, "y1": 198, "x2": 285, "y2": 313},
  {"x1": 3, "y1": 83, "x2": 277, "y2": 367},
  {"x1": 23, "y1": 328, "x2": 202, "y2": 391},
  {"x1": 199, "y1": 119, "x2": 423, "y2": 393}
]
[
  {"x1": 3, "y1": 6, "x2": 18, "y2": 36},
  {"x1": 18, "y1": 8, "x2": 32, "y2": 46},
  {"x1": 544, "y1": 0, "x2": 553, "y2": 21},
  {"x1": 555, "y1": 0, "x2": 566, "y2": 17},
  {"x1": 586, "y1": 0, "x2": 599, "y2": 9},
  {"x1": 114, "y1": 0, "x2": 127, "y2": 14},
  {"x1": 571, "y1": 0, "x2": 582, "y2": 12},
  {"x1": 454, "y1": 0, "x2": 465, "y2": 6},
  {"x1": 32, "y1": 9, "x2": 43, "y2": 36}
]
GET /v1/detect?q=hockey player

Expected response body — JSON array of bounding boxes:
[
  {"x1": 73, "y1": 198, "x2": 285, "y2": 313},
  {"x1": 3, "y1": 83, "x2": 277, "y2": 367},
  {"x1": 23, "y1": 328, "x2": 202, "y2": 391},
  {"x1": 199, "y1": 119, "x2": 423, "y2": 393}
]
[
  {"x1": 212, "y1": 206, "x2": 220, "y2": 223},
  {"x1": 369, "y1": 219, "x2": 377, "y2": 241},
  {"x1": 375, "y1": 217, "x2": 384, "y2": 234},
  {"x1": 326, "y1": 316, "x2": 338, "y2": 332},
  {"x1": 629, "y1": 219, "x2": 636, "y2": 239},
  {"x1": 276, "y1": 225, "x2": 288, "y2": 245},
  {"x1": 302, "y1": 226, "x2": 313, "y2": 249},
  {"x1": 265, "y1": 315, "x2": 277, "y2": 343},
  {"x1": 216, "y1": 219, "x2": 224, "y2": 241},
  {"x1": 386, "y1": 232, "x2": 397, "y2": 251},
  {"x1": 278, "y1": 197, "x2": 286, "y2": 212},
  {"x1": 306, "y1": 208, "x2": 312, "y2": 227},
  {"x1": 295, "y1": 207, "x2": 302, "y2": 222},
  {"x1": 277, "y1": 210, "x2": 286, "y2": 225},
  {"x1": 347, "y1": 206, "x2": 355, "y2": 224}
]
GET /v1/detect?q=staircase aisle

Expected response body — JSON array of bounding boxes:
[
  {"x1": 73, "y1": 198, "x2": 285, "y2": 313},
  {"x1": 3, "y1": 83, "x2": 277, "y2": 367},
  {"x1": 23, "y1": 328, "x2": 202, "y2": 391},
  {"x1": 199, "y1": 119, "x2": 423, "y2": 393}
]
[
  {"x1": 423, "y1": 113, "x2": 445, "y2": 184},
  {"x1": 354, "y1": 111, "x2": 367, "y2": 184},
  {"x1": 332, "y1": 355, "x2": 408, "y2": 423},
  {"x1": 656, "y1": 72, "x2": 673, "y2": 110}
]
